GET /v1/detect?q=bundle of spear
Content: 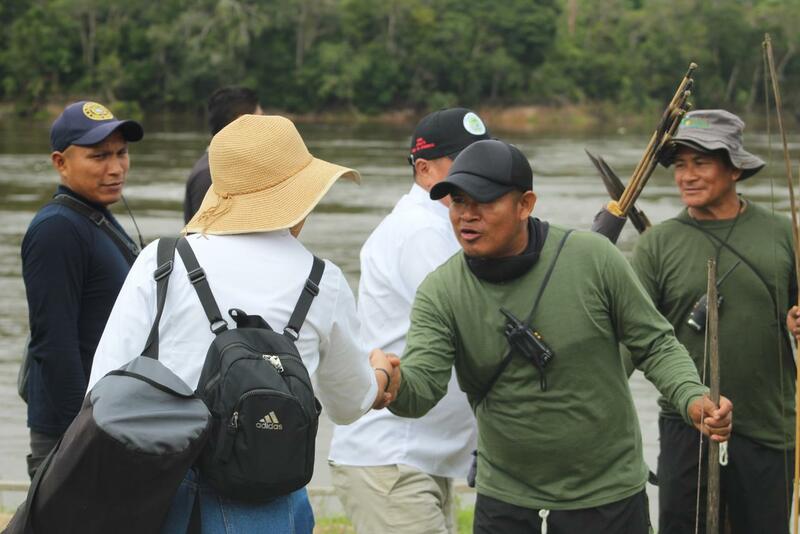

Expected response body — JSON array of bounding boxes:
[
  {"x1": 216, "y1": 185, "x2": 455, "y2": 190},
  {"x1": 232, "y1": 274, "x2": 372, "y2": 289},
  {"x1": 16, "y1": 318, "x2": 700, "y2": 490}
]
[{"x1": 589, "y1": 63, "x2": 697, "y2": 243}]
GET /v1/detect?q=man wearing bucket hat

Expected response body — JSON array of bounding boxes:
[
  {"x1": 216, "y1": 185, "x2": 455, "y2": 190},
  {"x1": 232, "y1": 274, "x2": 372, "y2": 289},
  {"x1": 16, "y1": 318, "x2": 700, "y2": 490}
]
[
  {"x1": 378, "y1": 138, "x2": 731, "y2": 533},
  {"x1": 631, "y1": 109, "x2": 796, "y2": 533},
  {"x1": 20, "y1": 101, "x2": 143, "y2": 478},
  {"x1": 329, "y1": 108, "x2": 485, "y2": 534},
  {"x1": 88, "y1": 114, "x2": 396, "y2": 532}
]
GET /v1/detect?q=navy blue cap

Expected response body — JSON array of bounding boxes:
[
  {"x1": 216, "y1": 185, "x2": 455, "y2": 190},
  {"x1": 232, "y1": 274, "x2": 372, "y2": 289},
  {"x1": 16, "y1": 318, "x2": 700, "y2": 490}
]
[
  {"x1": 50, "y1": 101, "x2": 144, "y2": 152},
  {"x1": 430, "y1": 139, "x2": 533, "y2": 202}
]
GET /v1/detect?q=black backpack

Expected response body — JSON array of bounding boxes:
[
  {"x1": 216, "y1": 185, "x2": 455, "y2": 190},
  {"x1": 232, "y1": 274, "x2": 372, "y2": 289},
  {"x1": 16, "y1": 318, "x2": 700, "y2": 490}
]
[{"x1": 165, "y1": 237, "x2": 324, "y2": 501}]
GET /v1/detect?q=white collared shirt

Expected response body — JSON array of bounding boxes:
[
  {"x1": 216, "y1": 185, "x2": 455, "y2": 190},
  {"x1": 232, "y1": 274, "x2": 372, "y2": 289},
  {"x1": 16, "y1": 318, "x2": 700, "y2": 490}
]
[
  {"x1": 88, "y1": 231, "x2": 377, "y2": 425},
  {"x1": 329, "y1": 184, "x2": 477, "y2": 478}
]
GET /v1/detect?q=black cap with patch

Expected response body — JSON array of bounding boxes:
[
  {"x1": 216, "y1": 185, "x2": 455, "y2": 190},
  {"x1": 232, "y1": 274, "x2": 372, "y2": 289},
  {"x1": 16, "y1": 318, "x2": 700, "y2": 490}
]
[
  {"x1": 430, "y1": 139, "x2": 532, "y2": 203},
  {"x1": 408, "y1": 108, "x2": 490, "y2": 164}
]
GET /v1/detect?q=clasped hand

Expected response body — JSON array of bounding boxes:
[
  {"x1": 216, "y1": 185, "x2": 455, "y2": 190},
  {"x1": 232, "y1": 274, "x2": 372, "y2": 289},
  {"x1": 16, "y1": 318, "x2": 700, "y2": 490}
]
[
  {"x1": 688, "y1": 395, "x2": 733, "y2": 442},
  {"x1": 370, "y1": 348, "x2": 402, "y2": 409}
]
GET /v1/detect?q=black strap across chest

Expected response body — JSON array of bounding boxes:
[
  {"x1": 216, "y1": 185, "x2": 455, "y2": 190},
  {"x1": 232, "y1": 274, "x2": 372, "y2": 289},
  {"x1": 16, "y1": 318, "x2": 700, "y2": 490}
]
[
  {"x1": 673, "y1": 218, "x2": 795, "y2": 371},
  {"x1": 473, "y1": 229, "x2": 573, "y2": 406},
  {"x1": 50, "y1": 194, "x2": 139, "y2": 266}
]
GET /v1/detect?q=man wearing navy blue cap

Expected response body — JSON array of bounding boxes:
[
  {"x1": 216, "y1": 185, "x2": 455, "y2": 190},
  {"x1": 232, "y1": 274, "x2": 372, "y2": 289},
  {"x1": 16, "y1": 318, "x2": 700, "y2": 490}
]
[
  {"x1": 381, "y1": 139, "x2": 733, "y2": 533},
  {"x1": 21, "y1": 101, "x2": 143, "y2": 477}
]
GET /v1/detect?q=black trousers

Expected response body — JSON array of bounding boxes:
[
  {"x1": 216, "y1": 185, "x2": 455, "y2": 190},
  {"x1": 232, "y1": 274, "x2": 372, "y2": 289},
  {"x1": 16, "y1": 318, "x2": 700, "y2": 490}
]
[
  {"x1": 27, "y1": 430, "x2": 59, "y2": 479},
  {"x1": 658, "y1": 416, "x2": 794, "y2": 534},
  {"x1": 473, "y1": 489, "x2": 650, "y2": 534}
]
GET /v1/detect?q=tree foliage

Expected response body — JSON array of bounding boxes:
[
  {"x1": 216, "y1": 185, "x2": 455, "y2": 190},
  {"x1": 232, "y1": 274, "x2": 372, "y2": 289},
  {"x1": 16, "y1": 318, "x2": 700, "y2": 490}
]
[{"x1": 0, "y1": 0, "x2": 797, "y2": 114}]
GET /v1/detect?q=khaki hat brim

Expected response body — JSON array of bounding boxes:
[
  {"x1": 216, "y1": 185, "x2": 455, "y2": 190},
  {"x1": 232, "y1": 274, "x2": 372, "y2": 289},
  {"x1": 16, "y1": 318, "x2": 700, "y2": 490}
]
[{"x1": 184, "y1": 157, "x2": 360, "y2": 235}]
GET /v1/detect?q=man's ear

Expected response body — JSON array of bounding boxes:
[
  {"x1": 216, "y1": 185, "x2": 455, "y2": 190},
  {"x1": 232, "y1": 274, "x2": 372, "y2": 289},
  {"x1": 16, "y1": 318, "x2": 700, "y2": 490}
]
[
  {"x1": 414, "y1": 158, "x2": 430, "y2": 180},
  {"x1": 51, "y1": 151, "x2": 66, "y2": 174},
  {"x1": 519, "y1": 190, "x2": 537, "y2": 219}
]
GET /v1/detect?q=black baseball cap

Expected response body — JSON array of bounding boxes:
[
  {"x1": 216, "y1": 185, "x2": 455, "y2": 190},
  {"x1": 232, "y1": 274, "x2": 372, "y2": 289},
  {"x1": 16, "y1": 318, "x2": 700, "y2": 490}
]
[
  {"x1": 50, "y1": 101, "x2": 144, "y2": 153},
  {"x1": 408, "y1": 108, "x2": 490, "y2": 164},
  {"x1": 430, "y1": 139, "x2": 533, "y2": 202}
]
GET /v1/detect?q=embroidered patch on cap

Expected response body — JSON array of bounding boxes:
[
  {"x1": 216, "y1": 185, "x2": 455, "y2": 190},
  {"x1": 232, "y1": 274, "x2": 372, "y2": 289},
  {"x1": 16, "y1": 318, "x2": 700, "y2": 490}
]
[
  {"x1": 680, "y1": 117, "x2": 710, "y2": 129},
  {"x1": 411, "y1": 136, "x2": 436, "y2": 154},
  {"x1": 463, "y1": 112, "x2": 486, "y2": 135},
  {"x1": 82, "y1": 102, "x2": 114, "y2": 121}
]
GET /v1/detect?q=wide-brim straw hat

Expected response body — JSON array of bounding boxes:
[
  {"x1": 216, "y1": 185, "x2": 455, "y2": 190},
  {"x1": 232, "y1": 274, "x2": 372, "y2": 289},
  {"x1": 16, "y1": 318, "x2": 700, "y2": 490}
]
[
  {"x1": 663, "y1": 109, "x2": 765, "y2": 181},
  {"x1": 184, "y1": 114, "x2": 360, "y2": 235}
]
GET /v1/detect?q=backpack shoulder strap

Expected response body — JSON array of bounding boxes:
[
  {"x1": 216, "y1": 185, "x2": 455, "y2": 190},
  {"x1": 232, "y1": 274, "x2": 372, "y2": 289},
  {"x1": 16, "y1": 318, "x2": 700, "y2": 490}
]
[
  {"x1": 474, "y1": 229, "x2": 574, "y2": 407},
  {"x1": 51, "y1": 194, "x2": 140, "y2": 265},
  {"x1": 141, "y1": 237, "x2": 179, "y2": 359},
  {"x1": 175, "y1": 237, "x2": 229, "y2": 335},
  {"x1": 283, "y1": 256, "x2": 326, "y2": 341}
]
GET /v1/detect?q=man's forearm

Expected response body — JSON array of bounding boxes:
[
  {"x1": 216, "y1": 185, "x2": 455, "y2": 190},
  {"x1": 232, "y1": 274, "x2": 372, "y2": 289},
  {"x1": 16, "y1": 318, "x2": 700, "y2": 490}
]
[
  {"x1": 39, "y1": 347, "x2": 89, "y2": 428},
  {"x1": 387, "y1": 364, "x2": 445, "y2": 418}
]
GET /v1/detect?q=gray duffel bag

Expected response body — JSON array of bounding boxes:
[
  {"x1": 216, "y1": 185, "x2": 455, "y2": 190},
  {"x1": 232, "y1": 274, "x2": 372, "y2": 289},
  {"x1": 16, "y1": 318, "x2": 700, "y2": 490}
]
[{"x1": 4, "y1": 238, "x2": 211, "y2": 534}]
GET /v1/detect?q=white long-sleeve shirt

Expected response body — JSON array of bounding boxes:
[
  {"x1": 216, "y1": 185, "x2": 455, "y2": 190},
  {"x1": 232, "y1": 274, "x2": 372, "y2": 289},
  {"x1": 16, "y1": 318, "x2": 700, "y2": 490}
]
[
  {"x1": 88, "y1": 231, "x2": 377, "y2": 425},
  {"x1": 329, "y1": 184, "x2": 477, "y2": 478}
]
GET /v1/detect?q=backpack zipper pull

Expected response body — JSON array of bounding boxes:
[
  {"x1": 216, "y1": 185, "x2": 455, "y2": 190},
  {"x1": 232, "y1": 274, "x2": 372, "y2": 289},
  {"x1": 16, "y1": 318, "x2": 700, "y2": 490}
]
[
  {"x1": 228, "y1": 411, "x2": 239, "y2": 433},
  {"x1": 217, "y1": 411, "x2": 239, "y2": 463},
  {"x1": 264, "y1": 354, "x2": 284, "y2": 374}
]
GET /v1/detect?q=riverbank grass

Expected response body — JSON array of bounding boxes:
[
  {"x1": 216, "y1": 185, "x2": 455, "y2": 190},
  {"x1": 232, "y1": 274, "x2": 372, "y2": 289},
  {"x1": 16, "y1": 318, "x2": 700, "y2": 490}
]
[
  {"x1": 315, "y1": 506, "x2": 474, "y2": 533},
  {"x1": 0, "y1": 507, "x2": 476, "y2": 532}
]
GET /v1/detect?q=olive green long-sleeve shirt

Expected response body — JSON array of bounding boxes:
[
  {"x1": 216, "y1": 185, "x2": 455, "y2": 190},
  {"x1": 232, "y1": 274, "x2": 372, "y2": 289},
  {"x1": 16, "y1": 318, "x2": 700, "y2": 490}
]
[
  {"x1": 389, "y1": 225, "x2": 707, "y2": 510},
  {"x1": 632, "y1": 201, "x2": 795, "y2": 450}
]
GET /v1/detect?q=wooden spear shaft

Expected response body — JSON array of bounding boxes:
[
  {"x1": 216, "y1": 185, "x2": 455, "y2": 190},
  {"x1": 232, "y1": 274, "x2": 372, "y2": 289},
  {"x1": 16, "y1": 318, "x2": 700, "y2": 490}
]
[
  {"x1": 616, "y1": 63, "x2": 696, "y2": 213},
  {"x1": 705, "y1": 259, "x2": 721, "y2": 534},
  {"x1": 764, "y1": 33, "x2": 800, "y2": 534}
]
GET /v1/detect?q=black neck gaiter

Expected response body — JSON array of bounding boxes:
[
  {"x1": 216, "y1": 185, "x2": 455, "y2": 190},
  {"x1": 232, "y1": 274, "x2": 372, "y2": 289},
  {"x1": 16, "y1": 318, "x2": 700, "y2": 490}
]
[{"x1": 464, "y1": 218, "x2": 549, "y2": 283}]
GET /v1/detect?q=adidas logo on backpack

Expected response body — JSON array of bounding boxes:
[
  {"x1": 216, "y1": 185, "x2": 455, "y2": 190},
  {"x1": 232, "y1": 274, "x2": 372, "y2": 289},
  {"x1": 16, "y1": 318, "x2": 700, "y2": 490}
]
[
  {"x1": 256, "y1": 411, "x2": 283, "y2": 431},
  {"x1": 159, "y1": 237, "x2": 324, "y2": 502}
]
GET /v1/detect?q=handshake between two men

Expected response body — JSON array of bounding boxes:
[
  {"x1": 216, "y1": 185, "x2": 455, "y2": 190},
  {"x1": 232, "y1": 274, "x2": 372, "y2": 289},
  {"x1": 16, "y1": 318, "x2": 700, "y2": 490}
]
[
  {"x1": 368, "y1": 347, "x2": 732, "y2": 443},
  {"x1": 369, "y1": 349, "x2": 402, "y2": 410}
]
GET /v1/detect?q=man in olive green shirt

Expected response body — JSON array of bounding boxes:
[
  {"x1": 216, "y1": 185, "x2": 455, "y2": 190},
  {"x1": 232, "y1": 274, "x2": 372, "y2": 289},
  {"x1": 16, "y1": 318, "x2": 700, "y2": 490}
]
[
  {"x1": 632, "y1": 109, "x2": 795, "y2": 534},
  {"x1": 379, "y1": 139, "x2": 732, "y2": 533}
]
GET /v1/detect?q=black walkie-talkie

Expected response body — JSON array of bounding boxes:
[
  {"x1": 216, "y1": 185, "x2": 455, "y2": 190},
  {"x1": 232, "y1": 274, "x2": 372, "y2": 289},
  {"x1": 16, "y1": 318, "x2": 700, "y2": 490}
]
[{"x1": 500, "y1": 308, "x2": 555, "y2": 391}]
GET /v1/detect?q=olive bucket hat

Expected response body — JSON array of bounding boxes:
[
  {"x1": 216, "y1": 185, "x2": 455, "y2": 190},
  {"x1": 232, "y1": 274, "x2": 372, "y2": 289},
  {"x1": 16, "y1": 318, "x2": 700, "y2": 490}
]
[{"x1": 662, "y1": 109, "x2": 765, "y2": 180}]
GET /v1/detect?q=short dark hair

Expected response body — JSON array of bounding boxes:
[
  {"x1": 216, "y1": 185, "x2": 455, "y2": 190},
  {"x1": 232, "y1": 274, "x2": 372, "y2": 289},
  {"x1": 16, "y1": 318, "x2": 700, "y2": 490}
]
[{"x1": 207, "y1": 87, "x2": 260, "y2": 135}]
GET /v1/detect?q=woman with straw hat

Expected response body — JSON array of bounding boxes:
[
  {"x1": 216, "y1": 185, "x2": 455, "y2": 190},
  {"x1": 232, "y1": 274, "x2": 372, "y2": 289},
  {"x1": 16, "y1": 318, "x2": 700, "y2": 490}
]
[{"x1": 87, "y1": 114, "x2": 397, "y2": 533}]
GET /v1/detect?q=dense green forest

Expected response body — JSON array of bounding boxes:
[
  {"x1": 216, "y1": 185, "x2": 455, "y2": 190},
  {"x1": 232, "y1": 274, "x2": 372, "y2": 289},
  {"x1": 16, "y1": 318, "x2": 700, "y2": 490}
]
[{"x1": 0, "y1": 0, "x2": 798, "y2": 116}]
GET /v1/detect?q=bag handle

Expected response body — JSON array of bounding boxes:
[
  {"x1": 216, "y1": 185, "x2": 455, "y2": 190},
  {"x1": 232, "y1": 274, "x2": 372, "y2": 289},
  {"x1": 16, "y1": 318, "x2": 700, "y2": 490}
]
[
  {"x1": 141, "y1": 237, "x2": 179, "y2": 359},
  {"x1": 283, "y1": 256, "x2": 325, "y2": 341},
  {"x1": 473, "y1": 229, "x2": 573, "y2": 406}
]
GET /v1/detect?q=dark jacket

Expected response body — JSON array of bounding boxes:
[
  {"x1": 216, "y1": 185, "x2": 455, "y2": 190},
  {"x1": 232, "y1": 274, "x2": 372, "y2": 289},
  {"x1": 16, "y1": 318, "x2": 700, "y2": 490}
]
[
  {"x1": 183, "y1": 152, "x2": 211, "y2": 223},
  {"x1": 22, "y1": 185, "x2": 135, "y2": 435}
]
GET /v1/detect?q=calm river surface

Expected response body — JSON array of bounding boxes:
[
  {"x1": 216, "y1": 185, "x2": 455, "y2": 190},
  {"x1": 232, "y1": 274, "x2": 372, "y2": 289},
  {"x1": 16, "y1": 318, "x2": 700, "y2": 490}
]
[{"x1": 0, "y1": 115, "x2": 798, "y2": 519}]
